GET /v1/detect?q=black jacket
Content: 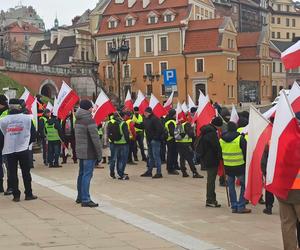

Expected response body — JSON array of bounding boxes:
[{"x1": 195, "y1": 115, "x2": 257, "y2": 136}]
[
  {"x1": 61, "y1": 113, "x2": 75, "y2": 137},
  {"x1": 220, "y1": 131, "x2": 247, "y2": 176},
  {"x1": 107, "y1": 119, "x2": 130, "y2": 144},
  {"x1": 197, "y1": 124, "x2": 222, "y2": 168},
  {"x1": 135, "y1": 114, "x2": 164, "y2": 142}
]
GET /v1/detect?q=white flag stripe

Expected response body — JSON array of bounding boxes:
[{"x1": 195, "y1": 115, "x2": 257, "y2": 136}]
[
  {"x1": 181, "y1": 102, "x2": 189, "y2": 113},
  {"x1": 281, "y1": 40, "x2": 300, "y2": 57},
  {"x1": 188, "y1": 95, "x2": 196, "y2": 110},
  {"x1": 149, "y1": 94, "x2": 159, "y2": 108},
  {"x1": 95, "y1": 90, "x2": 110, "y2": 108},
  {"x1": 230, "y1": 104, "x2": 239, "y2": 124},
  {"x1": 125, "y1": 90, "x2": 131, "y2": 102},
  {"x1": 134, "y1": 90, "x2": 145, "y2": 107},
  {"x1": 164, "y1": 91, "x2": 174, "y2": 108}
]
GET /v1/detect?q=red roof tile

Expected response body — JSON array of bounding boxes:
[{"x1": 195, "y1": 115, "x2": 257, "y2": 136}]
[
  {"x1": 269, "y1": 48, "x2": 281, "y2": 59},
  {"x1": 6, "y1": 21, "x2": 43, "y2": 34},
  {"x1": 238, "y1": 47, "x2": 258, "y2": 60},
  {"x1": 237, "y1": 32, "x2": 260, "y2": 47},
  {"x1": 187, "y1": 18, "x2": 224, "y2": 31}
]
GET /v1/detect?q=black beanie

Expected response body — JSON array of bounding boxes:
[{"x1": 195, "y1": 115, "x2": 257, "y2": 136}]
[
  {"x1": 168, "y1": 109, "x2": 176, "y2": 117},
  {"x1": 211, "y1": 116, "x2": 223, "y2": 127},
  {"x1": 145, "y1": 107, "x2": 152, "y2": 114},
  {"x1": 227, "y1": 121, "x2": 237, "y2": 132},
  {"x1": 0, "y1": 94, "x2": 7, "y2": 106},
  {"x1": 190, "y1": 107, "x2": 197, "y2": 114},
  {"x1": 79, "y1": 100, "x2": 93, "y2": 110},
  {"x1": 134, "y1": 107, "x2": 139, "y2": 112}
]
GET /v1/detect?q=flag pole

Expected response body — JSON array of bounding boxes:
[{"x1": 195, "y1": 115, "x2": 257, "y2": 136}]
[{"x1": 221, "y1": 163, "x2": 230, "y2": 207}]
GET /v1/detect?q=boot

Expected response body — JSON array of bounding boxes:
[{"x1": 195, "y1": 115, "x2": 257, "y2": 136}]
[
  {"x1": 0, "y1": 179, "x2": 4, "y2": 193},
  {"x1": 102, "y1": 157, "x2": 107, "y2": 164},
  {"x1": 263, "y1": 206, "x2": 272, "y2": 215},
  {"x1": 182, "y1": 171, "x2": 189, "y2": 177}
]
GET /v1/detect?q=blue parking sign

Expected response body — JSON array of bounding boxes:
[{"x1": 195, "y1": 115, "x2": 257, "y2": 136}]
[{"x1": 163, "y1": 69, "x2": 177, "y2": 86}]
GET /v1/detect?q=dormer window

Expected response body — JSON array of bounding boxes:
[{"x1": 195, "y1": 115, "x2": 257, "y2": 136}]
[
  {"x1": 148, "y1": 11, "x2": 159, "y2": 24},
  {"x1": 108, "y1": 16, "x2": 118, "y2": 29},
  {"x1": 163, "y1": 10, "x2": 175, "y2": 22},
  {"x1": 125, "y1": 15, "x2": 136, "y2": 27}
]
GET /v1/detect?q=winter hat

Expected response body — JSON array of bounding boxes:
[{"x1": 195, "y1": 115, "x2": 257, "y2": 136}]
[
  {"x1": 168, "y1": 109, "x2": 176, "y2": 117},
  {"x1": 238, "y1": 117, "x2": 248, "y2": 128},
  {"x1": 134, "y1": 106, "x2": 139, "y2": 112},
  {"x1": 79, "y1": 100, "x2": 93, "y2": 110},
  {"x1": 0, "y1": 94, "x2": 8, "y2": 106},
  {"x1": 211, "y1": 116, "x2": 223, "y2": 127},
  {"x1": 144, "y1": 107, "x2": 152, "y2": 114},
  {"x1": 227, "y1": 121, "x2": 237, "y2": 132},
  {"x1": 190, "y1": 107, "x2": 197, "y2": 114}
]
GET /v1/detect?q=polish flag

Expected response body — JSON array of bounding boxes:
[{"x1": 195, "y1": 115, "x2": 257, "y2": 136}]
[
  {"x1": 288, "y1": 81, "x2": 300, "y2": 113},
  {"x1": 163, "y1": 91, "x2": 174, "y2": 112},
  {"x1": 133, "y1": 90, "x2": 149, "y2": 114},
  {"x1": 194, "y1": 91, "x2": 216, "y2": 136},
  {"x1": 124, "y1": 90, "x2": 133, "y2": 111},
  {"x1": 244, "y1": 106, "x2": 272, "y2": 205},
  {"x1": 281, "y1": 40, "x2": 300, "y2": 70},
  {"x1": 53, "y1": 81, "x2": 79, "y2": 120},
  {"x1": 20, "y1": 87, "x2": 35, "y2": 111},
  {"x1": 149, "y1": 94, "x2": 167, "y2": 118},
  {"x1": 230, "y1": 104, "x2": 239, "y2": 124},
  {"x1": 176, "y1": 102, "x2": 186, "y2": 123},
  {"x1": 188, "y1": 95, "x2": 196, "y2": 111},
  {"x1": 93, "y1": 90, "x2": 116, "y2": 125},
  {"x1": 181, "y1": 102, "x2": 189, "y2": 113},
  {"x1": 266, "y1": 92, "x2": 300, "y2": 199},
  {"x1": 46, "y1": 102, "x2": 53, "y2": 112}
]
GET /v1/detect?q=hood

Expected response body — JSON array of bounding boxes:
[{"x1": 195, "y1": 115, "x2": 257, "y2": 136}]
[
  {"x1": 221, "y1": 131, "x2": 240, "y2": 142},
  {"x1": 75, "y1": 108, "x2": 92, "y2": 121},
  {"x1": 200, "y1": 124, "x2": 216, "y2": 135}
]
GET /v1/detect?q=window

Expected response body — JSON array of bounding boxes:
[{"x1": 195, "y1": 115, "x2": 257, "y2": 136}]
[
  {"x1": 209, "y1": 12, "x2": 213, "y2": 19},
  {"x1": 292, "y1": 19, "x2": 296, "y2": 27},
  {"x1": 123, "y1": 64, "x2": 131, "y2": 78},
  {"x1": 160, "y1": 61, "x2": 168, "y2": 75},
  {"x1": 271, "y1": 17, "x2": 275, "y2": 23},
  {"x1": 161, "y1": 84, "x2": 165, "y2": 96},
  {"x1": 287, "y1": 32, "x2": 290, "y2": 39},
  {"x1": 146, "y1": 84, "x2": 153, "y2": 96},
  {"x1": 145, "y1": 37, "x2": 153, "y2": 53},
  {"x1": 262, "y1": 64, "x2": 265, "y2": 76},
  {"x1": 286, "y1": 18, "x2": 290, "y2": 27},
  {"x1": 81, "y1": 50, "x2": 85, "y2": 60},
  {"x1": 43, "y1": 53, "x2": 47, "y2": 63},
  {"x1": 160, "y1": 36, "x2": 168, "y2": 52},
  {"x1": 24, "y1": 34, "x2": 28, "y2": 41},
  {"x1": 293, "y1": 33, "x2": 296, "y2": 39},
  {"x1": 148, "y1": 15, "x2": 157, "y2": 24},
  {"x1": 272, "y1": 62, "x2": 276, "y2": 72},
  {"x1": 227, "y1": 85, "x2": 234, "y2": 98},
  {"x1": 277, "y1": 32, "x2": 281, "y2": 39},
  {"x1": 279, "y1": 63, "x2": 283, "y2": 72},
  {"x1": 106, "y1": 65, "x2": 114, "y2": 79},
  {"x1": 126, "y1": 18, "x2": 134, "y2": 27},
  {"x1": 108, "y1": 20, "x2": 117, "y2": 29},
  {"x1": 277, "y1": 4, "x2": 281, "y2": 11},
  {"x1": 266, "y1": 65, "x2": 269, "y2": 76},
  {"x1": 195, "y1": 58, "x2": 204, "y2": 72},
  {"x1": 233, "y1": 5, "x2": 238, "y2": 13},
  {"x1": 272, "y1": 32, "x2": 275, "y2": 38},
  {"x1": 144, "y1": 63, "x2": 153, "y2": 75},
  {"x1": 86, "y1": 51, "x2": 89, "y2": 61},
  {"x1": 286, "y1": 5, "x2": 290, "y2": 12},
  {"x1": 164, "y1": 14, "x2": 173, "y2": 22},
  {"x1": 205, "y1": 9, "x2": 208, "y2": 17},
  {"x1": 277, "y1": 17, "x2": 281, "y2": 24},
  {"x1": 24, "y1": 45, "x2": 28, "y2": 52},
  {"x1": 227, "y1": 58, "x2": 235, "y2": 71},
  {"x1": 106, "y1": 41, "x2": 113, "y2": 55}
]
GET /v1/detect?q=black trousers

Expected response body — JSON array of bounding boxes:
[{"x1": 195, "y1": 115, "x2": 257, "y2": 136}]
[
  {"x1": 41, "y1": 138, "x2": 47, "y2": 164},
  {"x1": 128, "y1": 139, "x2": 135, "y2": 162},
  {"x1": 177, "y1": 143, "x2": 197, "y2": 173},
  {"x1": 6, "y1": 150, "x2": 32, "y2": 198},
  {"x1": 265, "y1": 190, "x2": 275, "y2": 208},
  {"x1": 206, "y1": 167, "x2": 218, "y2": 203},
  {"x1": 135, "y1": 132, "x2": 147, "y2": 160},
  {"x1": 166, "y1": 140, "x2": 178, "y2": 172}
]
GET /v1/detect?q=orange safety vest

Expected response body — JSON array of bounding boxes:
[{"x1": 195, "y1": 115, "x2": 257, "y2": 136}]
[{"x1": 291, "y1": 169, "x2": 300, "y2": 189}]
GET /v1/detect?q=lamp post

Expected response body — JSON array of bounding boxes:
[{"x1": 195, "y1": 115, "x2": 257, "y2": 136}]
[
  {"x1": 108, "y1": 37, "x2": 130, "y2": 107},
  {"x1": 143, "y1": 73, "x2": 160, "y2": 95}
]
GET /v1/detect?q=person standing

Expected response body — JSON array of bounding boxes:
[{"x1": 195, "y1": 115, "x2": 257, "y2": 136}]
[
  {"x1": 45, "y1": 113, "x2": 63, "y2": 168},
  {"x1": 164, "y1": 109, "x2": 179, "y2": 175},
  {"x1": 0, "y1": 99, "x2": 37, "y2": 202},
  {"x1": 107, "y1": 113, "x2": 117, "y2": 179},
  {"x1": 139, "y1": 107, "x2": 164, "y2": 178},
  {"x1": 75, "y1": 100, "x2": 102, "y2": 207},
  {"x1": 176, "y1": 118, "x2": 203, "y2": 178},
  {"x1": 125, "y1": 112, "x2": 137, "y2": 165},
  {"x1": 132, "y1": 107, "x2": 147, "y2": 161},
  {"x1": 38, "y1": 109, "x2": 50, "y2": 166},
  {"x1": 61, "y1": 111, "x2": 77, "y2": 164},
  {"x1": 220, "y1": 122, "x2": 251, "y2": 213},
  {"x1": 197, "y1": 117, "x2": 223, "y2": 207}
]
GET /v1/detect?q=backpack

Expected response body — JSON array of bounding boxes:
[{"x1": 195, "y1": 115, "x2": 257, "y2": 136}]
[
  {"x1": 174, "y1": 124, "x2": 185, "y2": 140},
  {"x1": 108, "y1": 121, "x2": 122, "y2": 142}
]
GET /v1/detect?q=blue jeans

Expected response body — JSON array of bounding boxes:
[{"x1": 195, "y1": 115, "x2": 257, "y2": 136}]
[
  {"x1": 227, "y1": 174, "x2": 246, "y2": 211},
  {"x1": 147, "y1": 140, "x2": 161, "y2": 174},
  {"x1": 77, "y1": 159, "x2": 96, "y2": 203},
  {"x1": 109, "y1": 143, "x2": 116, "y2": 174},
  {"x1": 48, "y1": 141, "x2": 61, "y2": 165},
  {"x1": 115, "y1": 144, "x2": 129, "y2": 177}
]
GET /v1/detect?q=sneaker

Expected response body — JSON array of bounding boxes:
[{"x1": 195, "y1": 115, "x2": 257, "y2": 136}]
[
  {"x1": 141, "y1": 171, "x2": 152, "y2": 177},
  {"x1": 25, "y1": 195, "x2": 38, "y2": 201},
  {"x1": 193, "y1": 172, "x2": 204, "y2": 178},
  {"x1": 152, "y1": 173, "x2": 163, "y2": 179},
  {"x1": 73, "y1": 160, "x2": 78, "y2": 164},
  {"x1": 232, "y1": 208, "x2": 238, "y2": 213},
  {"x1": 75, "y1": 198, "x2": 81, "y2": 204},
  {"x1": 182, "y1": 172, "x2": 189, "y2": 177},
  {"x1": 53, "y1": 165, "x2": 62, "y2": 168},
  {"x1": 81, "y1": 201, "x2": 99, "y2": 208},
  {"x1": 263, "y1": 207, "x2": 272, "y2": 215},
  {"x1": 168, "y1": 170, "x2": 179, "y2": 175},
  {"x1": 4, "y1": 189, "x2": 13, "y2": 196},
  {"x1": 61, "y1": 161, "x2": 67, "y2": 164},
  {"x1": 12, "y1": 197, "x2": 20, "y2": 202},
  {"x1": 118, "y1": 175, "x2": 130, "y2": 180},
  {"x1": 127, "y1": 161, "x2": 137, "y2": 165},
  {"x1": 206, "y1": 201, "x2": 221, "y2": 208},
  {"x1": 237, "y1": 208, "x2": 252, "y2": 214}
]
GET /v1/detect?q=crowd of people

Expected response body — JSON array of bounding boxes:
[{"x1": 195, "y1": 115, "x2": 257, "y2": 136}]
[{"x1": 0, "y1": 94, "x2": 299, "y2": 250}]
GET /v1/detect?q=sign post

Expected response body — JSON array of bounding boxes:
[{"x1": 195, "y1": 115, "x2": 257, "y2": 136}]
[{"x1": 163, "y1": 69, "x2": 177, "y2": 93}]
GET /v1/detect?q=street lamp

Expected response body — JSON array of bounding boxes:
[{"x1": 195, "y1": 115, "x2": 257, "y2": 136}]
[
  {"x1": 108, "y1": 37, "x2": 130, "y2": 107},
  {"x1": 143, "y1": 73, "x2": 160, "y2": 95}
]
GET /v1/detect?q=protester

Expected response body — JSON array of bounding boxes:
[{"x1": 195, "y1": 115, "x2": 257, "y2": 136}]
[
  {"x1": 197, "y1": 116, "x2": 223, "y2": 207},
  {"x1": 132, "y1": 107, "x2": 147, "y2": 162},
  {"x1": 61, "y1": 111, "x2": 77, "y2": 164},
  {"x1": 138, "y1": 107, "x2": 164, "y2": 178},
  {"x1": 38, "y1": 109, "x2": 50, "y2": 166},
  {"x1": 124, "y1": 111, "x2": 137, "y2": 165},
  {"x1": 220, "y1": 121, "x2": 251, "y2": 213},
  {"x1": 75, "y1": 100, "x2": 102, "y2": 207},
  {"x1": 0, "y1": 99, "x2": 37, "y2": 202}
]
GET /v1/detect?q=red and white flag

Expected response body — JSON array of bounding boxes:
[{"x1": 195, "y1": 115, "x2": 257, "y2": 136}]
[
  {"x1": 46, "y1": 102, "x2": 53, "y2": 112},
  {"x1": 20, "y1": 87, "x2": 35, "y2": 111},
  {"x1": 124, "y1": 90, "x2": 133, "y2": 111},
  {"x1": 133, "y1": 90, "x2": 149, "y2": 114},
  {"x1": 188, "y1": 95, "x2": 196, "y2": 111},
  {"x1": 176, "y1": 102, "x2": 186, "y2": 123},
  {"x1": 149, "y1": 94, "x2": 167, "y2": 118},
  {"x1": 245, "y1": 106, "x2": 272, "y2": 205},
  {"x1": 53, "y1": 81, "x2": 79, "y2": 120},
  {"x1": 163, "y1": 91, "x2": 174, "y2": 112},
  {"x1": 194, "y1": 91, "x2": 216, "y2": 136},
  {"x1": 181, "y1": 102, "x2": 189, "y2": 113},
  {"x1": 288, "y1": 81, "x2": 300, "y2": 113},
  {"x1": 93, "y1": 90, "x2": 116, "y2": 125},
  {"x1": 266, "y1": 92, "x2": 300, "y2": 199},
  {"x1": 230, "y1": 104, "x2": 239, "y2": 124},
  {"x1": 281, "y1": 40, "x2": 300, "y2": 70}
]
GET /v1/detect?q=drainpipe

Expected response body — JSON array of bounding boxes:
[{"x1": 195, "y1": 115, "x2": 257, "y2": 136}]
[{"x1": 184, "y1": 53, "x2": 188, "y2": 101}]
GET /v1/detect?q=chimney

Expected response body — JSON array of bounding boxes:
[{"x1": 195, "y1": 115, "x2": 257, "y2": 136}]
[
  {"x1": 143, "y1": 0, "x2": 150, "y2": 8},
  {"x1": 128, "y1": 0, "x2": 137, "y2": 8}
]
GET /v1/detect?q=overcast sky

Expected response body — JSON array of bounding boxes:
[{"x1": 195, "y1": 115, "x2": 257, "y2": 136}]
[{"x1": 1, "y1": 0, "x2": 99, "y2": 29}]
